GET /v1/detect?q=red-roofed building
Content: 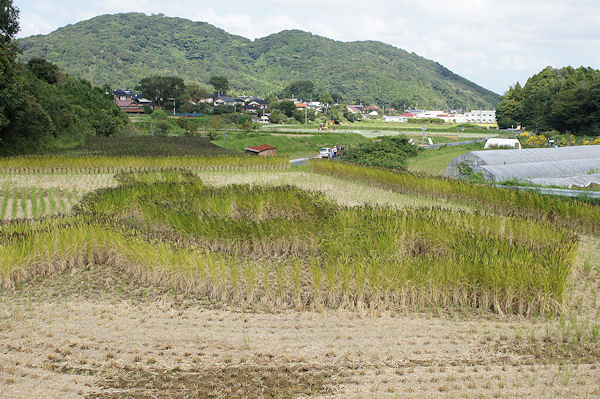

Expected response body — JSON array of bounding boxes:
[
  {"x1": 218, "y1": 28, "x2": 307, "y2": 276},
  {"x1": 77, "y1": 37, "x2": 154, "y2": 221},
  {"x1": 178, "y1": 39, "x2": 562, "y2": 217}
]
[
  {"x1": 295, "y1": 103, "x2": 308, "y2": 110},
  {"x1": 113, "y1": 89, "x2": 145, "y2": 114},
  {"x1": 245, "y1": 144, "x2": 277, "y2": 156}
]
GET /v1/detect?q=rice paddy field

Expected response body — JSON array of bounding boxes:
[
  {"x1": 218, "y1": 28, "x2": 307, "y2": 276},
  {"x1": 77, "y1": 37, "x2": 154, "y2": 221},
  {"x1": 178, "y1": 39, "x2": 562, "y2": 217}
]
[{"x1": 1, "y1": 146, "x2": 599, "y2": 398}]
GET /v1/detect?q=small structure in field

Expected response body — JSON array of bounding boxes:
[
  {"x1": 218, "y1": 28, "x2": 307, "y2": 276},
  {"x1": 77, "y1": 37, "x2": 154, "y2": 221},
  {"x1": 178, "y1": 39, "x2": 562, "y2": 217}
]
[
  {"x1": 245, "y1": 144, "x2": 277, "y2": 156},
  {"x1": 484, "y1": 138, "x2": 521, "y2": 149}
]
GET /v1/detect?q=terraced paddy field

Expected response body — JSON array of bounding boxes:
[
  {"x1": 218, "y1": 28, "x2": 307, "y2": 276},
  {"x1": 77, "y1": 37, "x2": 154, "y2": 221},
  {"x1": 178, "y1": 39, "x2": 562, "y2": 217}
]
[{"x1": 0, "y1": 156, "x2": 599, "y2": 398}]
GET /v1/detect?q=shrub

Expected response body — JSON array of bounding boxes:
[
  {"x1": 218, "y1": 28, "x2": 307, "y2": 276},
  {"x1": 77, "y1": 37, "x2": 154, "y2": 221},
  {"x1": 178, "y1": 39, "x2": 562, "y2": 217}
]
[{"x1": 340, "y1": 135, "x2": 419, "y2": 170}]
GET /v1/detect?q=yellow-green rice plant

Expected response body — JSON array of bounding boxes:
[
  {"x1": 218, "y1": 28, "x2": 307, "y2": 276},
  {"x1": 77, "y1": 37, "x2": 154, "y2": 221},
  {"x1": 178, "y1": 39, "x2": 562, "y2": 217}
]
[
  {"x1": 309, "y1": 160, "x2": 600, "y2": 234},
  {"x1": 0, "y1": 180, "x2": 580, "y2": 316},
  {"x1": 0, "y1": 155, "x2": 289, "y2": 173},
  {"x1": 0, "y1": 186, "x2": 8, "y2": 219}
]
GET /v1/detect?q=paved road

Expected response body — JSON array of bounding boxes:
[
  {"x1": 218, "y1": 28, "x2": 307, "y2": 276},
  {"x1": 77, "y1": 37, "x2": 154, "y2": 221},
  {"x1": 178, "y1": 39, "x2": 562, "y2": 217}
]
[
  {"x1": 422, "y1": 139, "x2": 487, "y2": 149},
  {"x1": 289, "y1": 157, "x2": 314, "y2": 166}
]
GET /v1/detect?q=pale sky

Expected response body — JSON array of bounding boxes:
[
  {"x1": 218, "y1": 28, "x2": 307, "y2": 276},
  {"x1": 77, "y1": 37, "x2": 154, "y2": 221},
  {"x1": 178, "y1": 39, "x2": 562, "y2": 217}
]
[{"x1": 14, "y1": 0, "x2": 600, "y2": 94}]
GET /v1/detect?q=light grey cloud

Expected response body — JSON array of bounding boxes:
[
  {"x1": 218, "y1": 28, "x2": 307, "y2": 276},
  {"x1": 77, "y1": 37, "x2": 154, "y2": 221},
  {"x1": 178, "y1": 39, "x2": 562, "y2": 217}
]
[{"x1": 13, "y1": 0, "x2": 600, "y2": 94}]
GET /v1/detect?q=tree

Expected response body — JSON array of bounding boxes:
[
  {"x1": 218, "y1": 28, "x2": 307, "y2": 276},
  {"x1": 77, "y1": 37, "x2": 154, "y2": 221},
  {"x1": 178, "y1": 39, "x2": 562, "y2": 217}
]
[
  {"x1": 176, "y1": 117, "x2": 197, "y2": 136},
  {"x1": 136, "y1": 76, "x2": 185, "y2": 109},
  {"x1": 0, "y1": 0, "x2": 18, "y2": 46},
  {"x1": 183, "y1": 83, "x2": 210, "y2": 103},
  {"x1": 318, "y1": 93, "x2": 334, "y2": 106},
  {"x1": 0, "y1": 0, "x2": 20, "y2": 131},
  {"x1": 150, "y1": 109, "x2": 170, "y2": 136},
  {"x1": 208, "y1": 75, "x2": 229, "y2": 95},
  {"x1": 27, "y1": 58, "x2": 59, "y2": 84},
  {"x1": 266, "y1": 94, "x2": 279, "y2": 107},
  {"x1": 495, "y1": 83, "x2": 523, "y2": 128},
  {"x1": 206, "y1": 115, "x2": 223, "y2": 139},
  {"x1": 268, "y1": 110, "x2": 286, "y2": 124},
  {"x1": 281, "y1": 80, "x2": 314, "y2": 99},
  {"x1": 276, "y1": 100, "x2": 296, "y2": 117}
]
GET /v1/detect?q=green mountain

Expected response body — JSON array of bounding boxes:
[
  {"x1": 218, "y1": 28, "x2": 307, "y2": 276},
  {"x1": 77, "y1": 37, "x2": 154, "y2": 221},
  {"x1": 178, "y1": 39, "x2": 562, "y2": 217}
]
[{"x1": 17, "y1": 13, "x2": 500, "y2": 109}]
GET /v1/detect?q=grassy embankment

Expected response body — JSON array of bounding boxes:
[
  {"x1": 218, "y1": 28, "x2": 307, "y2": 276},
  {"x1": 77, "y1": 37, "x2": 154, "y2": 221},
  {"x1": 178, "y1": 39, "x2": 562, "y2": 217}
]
[{"x1": 407, "y1": 143, "x2": 484, "y2": 175}]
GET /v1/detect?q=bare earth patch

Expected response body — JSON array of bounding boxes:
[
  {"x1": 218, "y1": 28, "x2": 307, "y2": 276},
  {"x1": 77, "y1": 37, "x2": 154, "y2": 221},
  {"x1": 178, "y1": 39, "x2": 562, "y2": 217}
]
[{"x1": 1, "y1": 260, "x2": 599, "y2": 398}]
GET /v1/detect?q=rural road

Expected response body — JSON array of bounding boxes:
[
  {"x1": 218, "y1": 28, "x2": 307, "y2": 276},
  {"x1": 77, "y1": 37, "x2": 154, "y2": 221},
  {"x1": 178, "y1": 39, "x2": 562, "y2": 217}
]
[
  {"x1": 422, "y1": 138, "x2": 487, "y2": 149},
  {"x1": 289, "y1": 157, "x2": 314, "y2": 166}
]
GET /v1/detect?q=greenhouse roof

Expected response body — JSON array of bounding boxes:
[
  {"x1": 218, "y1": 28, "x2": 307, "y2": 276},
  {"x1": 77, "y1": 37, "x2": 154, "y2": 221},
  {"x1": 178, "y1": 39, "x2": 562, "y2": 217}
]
[
  {"x1": 529, "y1": 174, "x2": 600, "y2": 188},
  {"x1": 476, "y1": 159, "x2": 600, "y2": 181},
  {"x1": 468, "y1": 146, "x2": 600, "y2": 166},
  {"x1": 445, "y1": 145, "x2": 600, "y2": 187}
]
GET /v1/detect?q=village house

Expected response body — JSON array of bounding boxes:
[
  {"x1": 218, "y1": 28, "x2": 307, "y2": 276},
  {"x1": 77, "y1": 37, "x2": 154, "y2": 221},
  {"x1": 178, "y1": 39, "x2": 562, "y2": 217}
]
[{"x1": 113, "y1": 89, "x2": 149, "y2": 114}]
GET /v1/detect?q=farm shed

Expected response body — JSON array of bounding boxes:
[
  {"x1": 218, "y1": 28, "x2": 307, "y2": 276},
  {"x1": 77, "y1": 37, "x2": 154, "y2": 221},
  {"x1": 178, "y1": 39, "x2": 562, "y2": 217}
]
[
  {"x1": 445, "y1": 145, "x2": 600, "y2": 188},
  {"x1": 245, "y1": 144, "x2": 277, "y2": 156}
]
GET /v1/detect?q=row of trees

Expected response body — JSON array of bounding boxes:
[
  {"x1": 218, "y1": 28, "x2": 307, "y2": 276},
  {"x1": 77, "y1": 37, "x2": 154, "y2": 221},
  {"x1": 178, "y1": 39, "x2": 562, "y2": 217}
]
[
  {"x1": 496, "y1": 66, "x2": 600, "y2": 135},
  {"x1": 0, "y1": 1, "x2": 128, "y2": 155},
  {"x1": 135, "y1": 74, "x2": 231, "y2": 111}
]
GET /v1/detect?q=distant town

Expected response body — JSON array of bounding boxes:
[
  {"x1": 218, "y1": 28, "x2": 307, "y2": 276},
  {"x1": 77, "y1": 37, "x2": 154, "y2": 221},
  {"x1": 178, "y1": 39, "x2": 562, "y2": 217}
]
[{"x1": 112, "y1": 89, "x2": 497, "y2": 125}]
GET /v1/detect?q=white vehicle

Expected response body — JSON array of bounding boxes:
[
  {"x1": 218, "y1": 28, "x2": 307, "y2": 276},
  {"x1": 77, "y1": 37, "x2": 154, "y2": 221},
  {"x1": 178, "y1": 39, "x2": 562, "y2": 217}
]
[{"x1": 319, "y1": 147, "x2": 333, "y2": 158}]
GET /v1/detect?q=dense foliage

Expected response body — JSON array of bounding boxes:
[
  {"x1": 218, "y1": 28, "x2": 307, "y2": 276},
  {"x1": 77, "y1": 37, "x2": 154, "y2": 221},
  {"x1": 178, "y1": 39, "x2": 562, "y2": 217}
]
[
  {"x1": 340, "y1": 135, "x2": 419, "y2": 170},
  {"x1": 0, "y1": 2, "x2": 127, "y2": 155},
  {"x1": 17, "y1": 13, "x2": 500, "y2": 109},
  {"x1": 496, "y1": 66, "x2": 600, "y2": 135},
  {"x1": 136, "y1": 76, "x2": 184, "y2": 109}
]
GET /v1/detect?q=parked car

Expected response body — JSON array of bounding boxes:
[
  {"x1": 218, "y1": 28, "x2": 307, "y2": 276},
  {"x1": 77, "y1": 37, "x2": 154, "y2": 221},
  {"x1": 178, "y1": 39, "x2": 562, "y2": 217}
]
[{"x1": 319, "y1": 147, "x2": 333, "y2": 158}]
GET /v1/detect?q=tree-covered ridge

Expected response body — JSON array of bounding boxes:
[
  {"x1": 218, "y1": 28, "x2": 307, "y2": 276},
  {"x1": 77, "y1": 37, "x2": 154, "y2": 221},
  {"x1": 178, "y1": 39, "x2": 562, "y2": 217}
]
[
  {"x1": 496, "y1": 66, "x2": 600, "y2": 135},
  {"x1": 16, "y1": 13, "x2": 500, "y2": 109}
]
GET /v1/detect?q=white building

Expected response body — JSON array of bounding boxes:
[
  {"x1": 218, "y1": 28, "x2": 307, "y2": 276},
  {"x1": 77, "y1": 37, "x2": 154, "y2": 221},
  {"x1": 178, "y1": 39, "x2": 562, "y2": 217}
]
[
  {"x1": 415, "y1": 110, "x2": 444, "y2": 119},
  {"x1": 383, "y1": 115, "x2": 408, "y2": 122},
  {"x1": 465, "y1": 110, "x2": 496, "y2": 124}
]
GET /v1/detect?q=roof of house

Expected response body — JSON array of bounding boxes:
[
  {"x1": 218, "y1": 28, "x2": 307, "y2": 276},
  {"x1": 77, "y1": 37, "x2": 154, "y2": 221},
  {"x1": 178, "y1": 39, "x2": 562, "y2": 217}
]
[
  {"x1": 113, "y1": 89, "x2": 133, "y2": 96},
  {"x1": 245, "y1": 144, "x2": 277, "y2": 152},
  {"x1": 115, "y1": 99, "x2": 142, "y2": 108},
  {"x1": 215, "y1": 95, "x2": 237, "y2": 102},
  {"x1": 252, "y1": 98, "x2": 269, "y2": 105},
  {"x1": 295, "y1": 103, "x2": 308, "y2": 108}
]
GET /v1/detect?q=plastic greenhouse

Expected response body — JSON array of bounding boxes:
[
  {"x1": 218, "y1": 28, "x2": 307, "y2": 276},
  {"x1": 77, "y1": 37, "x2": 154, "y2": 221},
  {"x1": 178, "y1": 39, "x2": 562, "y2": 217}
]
[{"x1": 445, "y1": 146, "x2": 600, "y2": 188}]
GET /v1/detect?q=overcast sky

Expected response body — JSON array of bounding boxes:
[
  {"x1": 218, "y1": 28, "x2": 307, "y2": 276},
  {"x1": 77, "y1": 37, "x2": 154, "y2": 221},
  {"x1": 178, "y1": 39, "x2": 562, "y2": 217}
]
[{"x1": 14, "y1": 0, "x2": 600, "y2": 94}]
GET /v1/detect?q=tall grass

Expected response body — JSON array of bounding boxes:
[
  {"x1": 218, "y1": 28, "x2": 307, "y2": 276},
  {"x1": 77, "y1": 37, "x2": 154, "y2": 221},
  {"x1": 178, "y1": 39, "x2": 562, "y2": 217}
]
[
  {"x1": 308, "y1": 160, "x2": 600, "y2": 234},
  {"x1": 0, "y1": 173, "x2": 575, "y2": 316}
]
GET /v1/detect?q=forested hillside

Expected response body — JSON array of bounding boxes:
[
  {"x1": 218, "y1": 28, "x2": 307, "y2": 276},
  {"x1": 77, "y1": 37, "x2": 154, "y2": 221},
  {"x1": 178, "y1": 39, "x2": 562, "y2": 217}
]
[
  {"x1": 17, "y1": 13, "x2": 499, "y2": 109},
  {"x1": 1, "y1": 4, "x2": 127, "y2": 155},
  {"x1": 496, "y1": 66, "x2": 600, "y2": 135}
]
